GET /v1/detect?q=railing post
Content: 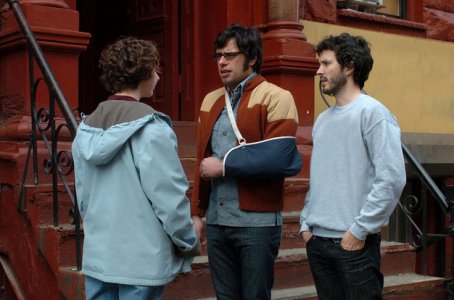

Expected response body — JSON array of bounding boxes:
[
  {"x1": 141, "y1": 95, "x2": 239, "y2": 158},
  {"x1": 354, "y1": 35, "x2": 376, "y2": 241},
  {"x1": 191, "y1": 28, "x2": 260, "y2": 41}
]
[
  {"x1": 421, "y1": 185, "x2": 428, "y2": 275},
  {"x1": 447, "y1": 191, "x2": 454, "y2": 299}
]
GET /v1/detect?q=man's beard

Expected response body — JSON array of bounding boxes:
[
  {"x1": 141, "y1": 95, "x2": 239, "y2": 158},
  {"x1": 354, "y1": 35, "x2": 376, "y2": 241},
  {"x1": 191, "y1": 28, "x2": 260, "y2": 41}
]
[{"x1": 322, "y1": 72, "x2": 347, "y2": 96}]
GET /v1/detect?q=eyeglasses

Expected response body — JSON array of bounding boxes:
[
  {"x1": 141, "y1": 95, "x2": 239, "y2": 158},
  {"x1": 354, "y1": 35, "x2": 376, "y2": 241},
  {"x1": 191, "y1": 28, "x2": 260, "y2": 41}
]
[{"x1": 213, "y1": 51, "x2": 243, "y2": 61}]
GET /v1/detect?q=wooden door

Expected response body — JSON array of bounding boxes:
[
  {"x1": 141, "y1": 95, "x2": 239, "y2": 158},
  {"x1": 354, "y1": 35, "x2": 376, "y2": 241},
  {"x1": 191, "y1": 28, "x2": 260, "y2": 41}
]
[
  {"x1": 78, "y1": 0, "x2": 185, "y2": 120},
  {"x1": 128, "y1": 0, "x2": 180, "y2": 119}
]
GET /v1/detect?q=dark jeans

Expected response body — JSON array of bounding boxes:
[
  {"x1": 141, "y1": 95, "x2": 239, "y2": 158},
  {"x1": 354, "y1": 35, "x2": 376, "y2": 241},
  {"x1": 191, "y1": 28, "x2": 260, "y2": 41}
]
[
  {"x1": 206, "y1": 225, "x2": 281, "y2": 300},
  {"x1": 306, "y1": 233, "x2": 383, "y2": 300}
]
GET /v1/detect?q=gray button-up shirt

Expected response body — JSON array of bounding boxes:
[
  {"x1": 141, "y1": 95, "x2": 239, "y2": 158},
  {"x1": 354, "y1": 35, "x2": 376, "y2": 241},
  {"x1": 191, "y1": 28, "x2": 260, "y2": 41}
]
[{"x1": 206, "y1": 73, "x2": 282, "y2": 227}]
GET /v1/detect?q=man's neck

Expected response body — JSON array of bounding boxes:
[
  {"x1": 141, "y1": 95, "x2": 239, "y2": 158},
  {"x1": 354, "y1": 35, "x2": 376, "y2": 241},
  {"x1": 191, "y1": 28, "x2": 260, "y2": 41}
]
[
  {"x1": 115, "y1": 89, "x2": 141, "y2": 101},
  {"x1": 334, "y1": 83, "x2": 362, "y2": 107},
  {"x1": 227, "y1": 72, "x2": 257, "y2": 92}
]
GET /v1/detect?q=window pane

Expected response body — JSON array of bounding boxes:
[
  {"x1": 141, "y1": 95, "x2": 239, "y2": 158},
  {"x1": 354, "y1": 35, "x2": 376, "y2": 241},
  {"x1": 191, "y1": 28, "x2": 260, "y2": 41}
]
[{"x1": 377, "y1": 0, "x2": 401, "y2": 17}]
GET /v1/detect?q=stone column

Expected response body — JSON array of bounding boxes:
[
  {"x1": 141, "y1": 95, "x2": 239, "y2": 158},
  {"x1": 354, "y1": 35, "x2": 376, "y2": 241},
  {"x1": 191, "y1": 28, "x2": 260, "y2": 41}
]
[
  {"x1": 261, "y1": 0, "x2": 318, "y2": 180},
  {"x1": 262, "y1": 0, "x2": 318, "y2": 127},
  {"x1": 268, "y1": 0, "x2": 299, "y2": 27},
  {"x1": 0, "y1": 0, "x2": 91, "y2": 182}
]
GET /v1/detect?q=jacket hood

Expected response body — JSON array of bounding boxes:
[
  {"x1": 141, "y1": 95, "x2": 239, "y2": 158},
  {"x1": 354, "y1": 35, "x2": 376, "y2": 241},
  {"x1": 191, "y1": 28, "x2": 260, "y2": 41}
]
[{"x1": 73, "y1": 113, "x2": 170, "y2": 166}]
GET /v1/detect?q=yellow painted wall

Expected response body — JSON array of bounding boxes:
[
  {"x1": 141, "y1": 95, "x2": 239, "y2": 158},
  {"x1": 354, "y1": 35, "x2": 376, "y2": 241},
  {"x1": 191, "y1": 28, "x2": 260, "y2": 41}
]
[{"x1": 302, "y1": 21, "x2": 454, "y2": 134}]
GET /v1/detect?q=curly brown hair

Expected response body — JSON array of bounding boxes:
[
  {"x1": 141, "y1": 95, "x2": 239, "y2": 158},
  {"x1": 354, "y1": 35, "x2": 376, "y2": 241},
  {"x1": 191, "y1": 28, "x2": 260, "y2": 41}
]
[
  {"x1": 316, "y1": 33, "x2": 373, "y2": 90},
  {"x1": 99, "y1": 36, "x2": 160, "y2": 94}
]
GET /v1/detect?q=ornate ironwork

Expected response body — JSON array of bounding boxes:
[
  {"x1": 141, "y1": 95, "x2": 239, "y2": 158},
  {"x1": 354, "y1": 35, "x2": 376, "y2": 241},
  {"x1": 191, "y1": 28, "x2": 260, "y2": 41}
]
[
  {"x1": 8, "y1": 0, "x2": 81, "y2": 271},
  {"x1": 400, "y1": 194, "x2": 422, "y2": 215}
]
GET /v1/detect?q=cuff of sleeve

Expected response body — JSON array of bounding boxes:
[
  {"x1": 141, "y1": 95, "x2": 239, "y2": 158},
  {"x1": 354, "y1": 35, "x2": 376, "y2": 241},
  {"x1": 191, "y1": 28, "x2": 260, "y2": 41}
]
[
  {"x1": 190, "y1": 207, "x2": 206, "y2": 217},
  {"x1": 300, "y1": 223, "x2": 310, "y2": 233},
  {"x1": 349, "y1": 223, "x2": 367, "y2": 240},
  {"x1": 175, "y1": 238, "x2": 202, "y2": 258}
]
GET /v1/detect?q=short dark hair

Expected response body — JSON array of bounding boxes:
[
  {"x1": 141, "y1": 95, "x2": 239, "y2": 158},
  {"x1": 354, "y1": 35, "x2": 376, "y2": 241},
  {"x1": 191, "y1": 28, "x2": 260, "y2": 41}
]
[
  {"x1": 316, "y1": 33, "x2": 373, "y2": 89},
  {"x1": 99, "y1": 36, "x2": 160, "y2": 93},
  {"x1": 214, "y1": 23, "x2": 263, "y2": 73}
]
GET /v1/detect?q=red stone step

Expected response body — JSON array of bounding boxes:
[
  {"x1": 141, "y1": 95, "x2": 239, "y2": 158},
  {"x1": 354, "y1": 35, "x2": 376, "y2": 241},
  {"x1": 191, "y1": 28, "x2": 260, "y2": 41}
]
[
  {"x1": 163, "y1": 211, "x2": 418, "y2": 298},
  {"x1": 163, "y1": 240, "x2": 418, "y2": 299},
  {"x1": 170, "y1": 273, "x2": 447, "y2": 300},
  {"x1": 383, "y1": 273, "x2": 448, "y2": 299},
  {"x1": 58, "y1": 266, "x2": 85, "y2": 300},
  {"x1": 48, "y1": 212, "x2": 446, "y2": 300},
  {"x1": 23, "y1": 183, "x2": 77, "y2": 226},
  {"x1": 283, "y1": 178, "x2": 309, "y2": 212},
  {"x1": 267, "y1": 273, "x2": 447, "y2": 300},
  {"x1": 36, "y1": 224, "x2": 83, "y2": 274}
]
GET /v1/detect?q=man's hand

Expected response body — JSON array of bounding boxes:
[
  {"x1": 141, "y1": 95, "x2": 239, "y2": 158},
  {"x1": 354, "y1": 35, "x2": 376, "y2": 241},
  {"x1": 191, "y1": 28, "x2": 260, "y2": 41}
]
[
  {"x1": 200, "y1": 157, "x2": 223, "y2": 180},
  {"x1": 341, "y1": 230, "x2": 365, "y2": 251},
  {"x1": 192, "y1": 215, "x2": 206, "y2": 245},
  {"x1": 300, "y1": 231, "x2": 313, "y2": 244}
]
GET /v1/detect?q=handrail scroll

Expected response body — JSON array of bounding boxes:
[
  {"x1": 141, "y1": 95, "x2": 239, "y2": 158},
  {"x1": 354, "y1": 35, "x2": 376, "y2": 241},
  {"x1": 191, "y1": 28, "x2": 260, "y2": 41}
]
[{"x1": 7, "y1": 0, "x2": 82, "y2": 271}]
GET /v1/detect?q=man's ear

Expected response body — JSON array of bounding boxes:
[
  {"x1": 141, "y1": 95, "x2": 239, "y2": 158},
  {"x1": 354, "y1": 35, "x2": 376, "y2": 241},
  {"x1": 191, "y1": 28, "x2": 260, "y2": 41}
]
[
  {"x1": 249, "y1": 57, "x2": 257, "y2": 68},
  {"x1": 344, "y1": 62, "x2": 354, "y2": 76}
]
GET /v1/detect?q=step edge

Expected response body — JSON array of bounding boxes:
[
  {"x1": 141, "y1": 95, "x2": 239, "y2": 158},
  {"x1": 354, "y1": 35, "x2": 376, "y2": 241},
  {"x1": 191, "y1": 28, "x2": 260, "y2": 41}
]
[{"x1": 244, "y1": 273, "x2": 446, "y2": 300}]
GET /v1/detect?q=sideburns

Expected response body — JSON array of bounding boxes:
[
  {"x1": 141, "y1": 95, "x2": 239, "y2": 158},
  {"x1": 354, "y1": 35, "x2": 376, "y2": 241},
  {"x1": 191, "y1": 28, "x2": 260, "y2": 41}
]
[{"x1": 243, "y1": 60, "x2": 250, "y2": 72}]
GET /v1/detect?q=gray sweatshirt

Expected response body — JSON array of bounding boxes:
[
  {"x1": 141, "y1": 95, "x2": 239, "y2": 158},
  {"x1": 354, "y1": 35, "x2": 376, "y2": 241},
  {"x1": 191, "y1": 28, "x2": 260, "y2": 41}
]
[{"x1": 300, "y1": 94, "x2": 406, "y2": 240}]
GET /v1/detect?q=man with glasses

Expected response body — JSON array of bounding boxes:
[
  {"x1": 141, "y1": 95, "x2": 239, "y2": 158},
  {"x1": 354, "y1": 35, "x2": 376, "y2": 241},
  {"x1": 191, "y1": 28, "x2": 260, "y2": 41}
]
[{"x1": 191, "y1": 23, "x2": 300, "y2": 299}]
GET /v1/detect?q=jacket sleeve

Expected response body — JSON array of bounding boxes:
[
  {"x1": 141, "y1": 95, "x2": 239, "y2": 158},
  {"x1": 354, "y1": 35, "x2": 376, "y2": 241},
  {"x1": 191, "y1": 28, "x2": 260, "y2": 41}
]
[{"x1": 137, "y1": 121, "x2": 201, "y2": 257}]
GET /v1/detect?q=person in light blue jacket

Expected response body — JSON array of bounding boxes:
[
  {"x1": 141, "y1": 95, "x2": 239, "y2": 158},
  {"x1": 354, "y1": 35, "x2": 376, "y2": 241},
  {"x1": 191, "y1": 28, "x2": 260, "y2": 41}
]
[{"x1": 72, "y1": 36, "x2": 200, "y2": 300}]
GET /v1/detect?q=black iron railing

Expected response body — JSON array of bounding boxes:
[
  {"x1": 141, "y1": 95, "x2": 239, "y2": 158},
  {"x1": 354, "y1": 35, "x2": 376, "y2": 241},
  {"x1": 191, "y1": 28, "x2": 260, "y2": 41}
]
[
  {"x1": 398, "y1": 144, "x2": 449, "y2": 267},
  {"x1": 7, "y1": 0, "x2": 82, "y2": 271}
]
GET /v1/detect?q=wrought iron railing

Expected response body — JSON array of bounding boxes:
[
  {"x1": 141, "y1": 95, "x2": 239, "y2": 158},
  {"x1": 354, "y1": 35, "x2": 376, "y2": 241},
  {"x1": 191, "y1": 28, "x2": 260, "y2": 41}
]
[
  {"x1": 7, "y1": 0, "x2": 82, "y2": 270},
  {"x1": 398, "y1": 144, "x2": 449, "y2": 268},
  {"x1": 319, "y1": 82, "x2": 454, "y2": 296}
]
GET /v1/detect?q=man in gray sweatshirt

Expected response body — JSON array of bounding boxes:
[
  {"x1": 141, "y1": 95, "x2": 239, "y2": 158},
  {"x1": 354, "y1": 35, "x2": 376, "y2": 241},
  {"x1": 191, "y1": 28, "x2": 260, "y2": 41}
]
[{"x1": 299, "y1": 33, "x2": 406, "y2": 300}]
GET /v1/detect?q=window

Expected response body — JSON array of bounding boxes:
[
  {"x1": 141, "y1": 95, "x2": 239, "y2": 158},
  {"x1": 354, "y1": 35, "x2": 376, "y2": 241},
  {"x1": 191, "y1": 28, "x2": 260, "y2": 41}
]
[
  {"x1": 377, "y1": 0, "x2": 405, "y2": 18},
  {"x1": 337, "y1": 0, "x2": 405, "y2": 18}
]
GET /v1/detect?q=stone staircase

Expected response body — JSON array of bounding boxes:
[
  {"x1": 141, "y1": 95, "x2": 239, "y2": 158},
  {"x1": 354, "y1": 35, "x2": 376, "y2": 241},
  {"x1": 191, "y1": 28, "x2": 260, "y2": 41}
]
[
  {"x1": 3, "y1": 122, "x2": 448, "y2": 299},
  {"x1": 162, "y1": 212, "x2": 448, "y2": 299},
  {"x1": 18, "y1": 184, "x2": 449, "y2": 299}
]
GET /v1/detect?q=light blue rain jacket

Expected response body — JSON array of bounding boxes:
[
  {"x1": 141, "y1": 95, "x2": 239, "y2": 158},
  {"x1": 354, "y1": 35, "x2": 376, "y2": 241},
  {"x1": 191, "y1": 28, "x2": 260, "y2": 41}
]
[{"x1": 72, "y1": 100, "x2": 199, "y2": 286}]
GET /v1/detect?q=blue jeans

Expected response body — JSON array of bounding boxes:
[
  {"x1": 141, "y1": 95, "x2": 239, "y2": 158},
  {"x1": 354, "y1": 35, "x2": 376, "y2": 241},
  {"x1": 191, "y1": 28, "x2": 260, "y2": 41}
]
[
  {"x1": 206, "y1": 225, "x2": 281, "y2": 300},
  {"x1": 306, "y1": 233, "x2": 383, "y2": 300},
  {"x1": 84, "y1": 276, "x2": 164, "y2": 300}
]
